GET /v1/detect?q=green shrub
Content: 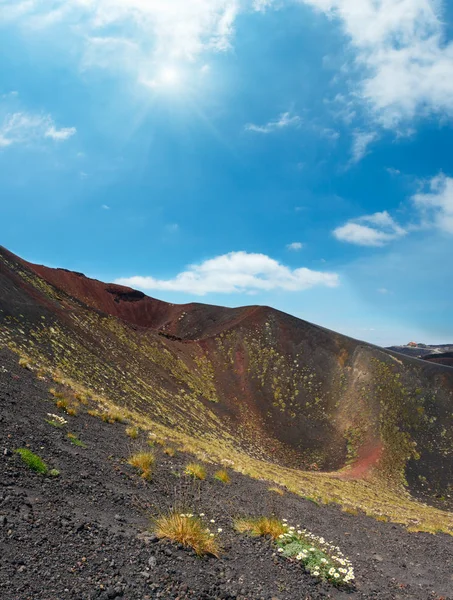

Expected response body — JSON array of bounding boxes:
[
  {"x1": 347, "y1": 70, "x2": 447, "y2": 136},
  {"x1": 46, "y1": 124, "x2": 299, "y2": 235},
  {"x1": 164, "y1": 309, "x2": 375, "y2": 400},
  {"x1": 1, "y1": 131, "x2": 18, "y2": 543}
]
[{"x1": 15, "y1": 448, "x2": 48, "y2": 474}]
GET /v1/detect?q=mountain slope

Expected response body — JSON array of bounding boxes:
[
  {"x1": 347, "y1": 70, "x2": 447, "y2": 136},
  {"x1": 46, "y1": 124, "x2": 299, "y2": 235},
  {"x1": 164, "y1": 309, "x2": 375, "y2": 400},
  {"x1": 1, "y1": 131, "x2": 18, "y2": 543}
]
[{"x1": 1, "y1": 246, "x2": 452, "y2": 519}]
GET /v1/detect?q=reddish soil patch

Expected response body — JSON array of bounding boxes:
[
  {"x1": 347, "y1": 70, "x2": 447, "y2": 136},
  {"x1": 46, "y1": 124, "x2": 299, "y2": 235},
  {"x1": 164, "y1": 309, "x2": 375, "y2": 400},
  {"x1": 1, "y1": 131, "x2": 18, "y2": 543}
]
[{"x1": 339, "y1": 444, "x2": 383, "y2": 480}]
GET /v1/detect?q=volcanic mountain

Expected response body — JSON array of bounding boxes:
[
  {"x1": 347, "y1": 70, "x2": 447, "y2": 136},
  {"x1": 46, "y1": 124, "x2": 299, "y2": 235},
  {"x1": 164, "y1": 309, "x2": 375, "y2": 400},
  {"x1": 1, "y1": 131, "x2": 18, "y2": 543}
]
[{"x1": 1, "y1": 246, "x2": 452, "y2": 520}]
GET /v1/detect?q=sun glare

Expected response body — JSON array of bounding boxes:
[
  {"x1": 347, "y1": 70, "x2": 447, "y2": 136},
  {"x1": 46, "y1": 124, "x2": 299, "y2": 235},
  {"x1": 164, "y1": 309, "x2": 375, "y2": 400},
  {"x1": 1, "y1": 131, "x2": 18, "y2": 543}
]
[{"x1": 159, "y1": 67, "x2": 180, "y2": 86}]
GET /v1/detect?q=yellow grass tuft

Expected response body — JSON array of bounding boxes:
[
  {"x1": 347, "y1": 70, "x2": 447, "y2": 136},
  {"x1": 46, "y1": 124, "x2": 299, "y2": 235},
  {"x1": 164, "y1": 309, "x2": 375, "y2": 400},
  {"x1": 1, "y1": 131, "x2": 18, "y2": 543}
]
[
  {"x1": 128, "y1": 451, "x2": 155, "y2": 480},
  {"x1": 164, "y1": 446, "x2": 176, "y2": 457},
  {"x1": 154, "y1": 512, "x2": 221, "y2": 557},
  {"x1": 125, "y1": 426, "x2": 139, "y2": 439},
  {"x1": 234, "y1": 516, "x2": 286, "y2": 540},
  {"x1": 185, "y1": 463, "x2": 206, "y2": 480},
  {"x1": 214, "y1": 469, "x2": 230, "y2": 484},
  {"x1": 268, "y1": 486, "x2": 285, "y2": 496}
]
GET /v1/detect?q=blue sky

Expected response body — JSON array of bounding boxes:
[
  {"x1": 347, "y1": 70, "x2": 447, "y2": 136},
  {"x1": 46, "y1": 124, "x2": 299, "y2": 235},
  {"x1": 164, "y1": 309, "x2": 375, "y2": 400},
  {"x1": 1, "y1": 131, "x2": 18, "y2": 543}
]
[{"x1": 1, "y1": 0, "x2": 453, "y2": 346}]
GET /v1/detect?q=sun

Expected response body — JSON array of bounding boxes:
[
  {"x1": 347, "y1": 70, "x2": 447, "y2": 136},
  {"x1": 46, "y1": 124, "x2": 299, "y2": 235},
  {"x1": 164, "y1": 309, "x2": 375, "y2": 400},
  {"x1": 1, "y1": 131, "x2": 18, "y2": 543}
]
[{"x1": 159, "y1": 67, "x2": 181, "y2": 86}]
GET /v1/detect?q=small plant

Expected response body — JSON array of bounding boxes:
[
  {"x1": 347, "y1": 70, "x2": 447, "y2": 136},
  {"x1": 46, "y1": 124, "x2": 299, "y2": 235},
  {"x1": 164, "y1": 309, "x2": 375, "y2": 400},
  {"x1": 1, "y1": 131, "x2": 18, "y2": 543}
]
[
  {"x1": 164, "y1": 446, "x2": 176, "y2": 457},
  {"x1": 15, "y1": 448, "x2": 48, "y2": 474},
  {"x1": 214, "y1": 469, "x2": 230, "y2": 484},
  {"x1": 46, "y1": 413, "x2": 68, "y2": 428},
  {"x1": 234, "y1": 516, "x2": 286, "y2": 539},
  {"x1": 276, "y1": 524, "x2": 355, "y2": 586},
  {"x1": 87, "y1": 408, "x2": 125, "y2": 423},
  {"x1": 154, "y1": 512, "x2": 221, "y2": 557},
  {"x1": 128, "y1": 451, "x2": 155, "y2": 480},
  {"x1": 49, "y1": 468, "x2": 60, "y2": 477},
  {"x1": 125, "y1": 426, "x2": 139, "y2": 439},
  {"x1": 18, "y1": 357, "x2": 32, "y2": 370},
  {"x1": 185, "y1": 463, "x2": 206, "y2": 480},
  {"x1": 67, "y1": 432, "x2": 86, "y2": 448},
  {"x1": 268, "y1": 486, "x2": 285, "y2": 496}
]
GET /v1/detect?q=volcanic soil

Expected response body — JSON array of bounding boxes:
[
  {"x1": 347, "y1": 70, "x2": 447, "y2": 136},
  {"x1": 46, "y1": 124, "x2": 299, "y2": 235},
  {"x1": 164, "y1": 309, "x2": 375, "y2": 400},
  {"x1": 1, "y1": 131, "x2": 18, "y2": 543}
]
[{"x1": 1, "y1": 348, "x2": 452, "y2": 600}]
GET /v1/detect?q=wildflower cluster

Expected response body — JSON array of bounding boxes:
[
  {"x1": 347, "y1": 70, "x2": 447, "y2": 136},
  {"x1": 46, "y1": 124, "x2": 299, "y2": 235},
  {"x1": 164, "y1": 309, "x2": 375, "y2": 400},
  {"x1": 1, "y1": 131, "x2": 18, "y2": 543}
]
[
  {"x1": 46, "y1": 413, "x2": 68, "y2": 427},
  {"x1": 276, "y1": 521, "x2": 355, "y2": 586}
]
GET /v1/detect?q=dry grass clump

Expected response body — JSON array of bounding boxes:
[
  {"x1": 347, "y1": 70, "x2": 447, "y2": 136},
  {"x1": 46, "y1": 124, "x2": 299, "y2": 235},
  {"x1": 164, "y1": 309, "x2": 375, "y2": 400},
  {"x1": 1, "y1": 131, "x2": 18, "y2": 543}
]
[
  {"x1": 50, "y1": 387, "x2": 79, "y2": 415},
  {"x1": 234, "y1": 516, "x2": 286, "y2": 539},
  {"x1": 125, "y1": 426, "x2": 139, "y2": 439},
  {"x1": 18, "y1": 357, "x2": 32, "y2": 370},
  {"x1": 268, "y1": 486, "x2": 285, "y2": 496},
  {"x1": 164, "y1": 446, "x2": 176, "y2": 457},
  {"x1": 342, "y1": 506, "x2": 359, "y2": 516},
  {"x1": 154, "y1": 512, "x2": 221, "y2": 557},
  {"x1": 87, "y1": 408, "x2": 125, "y2": 424},
  {"x1": 214, "y1": 469, "x2": 230, "y2": 484},
  {"x1": 128, "y1": 450, "x2": 155, "y2": 480},
  {"x1": 184, "y1": 463, "x2": 207, "y2": 480}
]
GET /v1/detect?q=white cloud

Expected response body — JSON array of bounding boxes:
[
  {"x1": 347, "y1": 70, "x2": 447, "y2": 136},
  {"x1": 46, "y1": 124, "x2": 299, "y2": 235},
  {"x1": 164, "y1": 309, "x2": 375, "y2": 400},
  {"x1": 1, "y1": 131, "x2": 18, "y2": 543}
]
[
  {"x1": 115, "y1": 251, "x2": 339, "y2": 296},
  {"x1": 245, "y1": 112, "x2": 302, "y2": 133},
  {"x1": 0, "y1": 112, "x2": 76, "y2": 148},
  {"x1": 412, "y1": 173, "x2": 453, "y2": 234},
  {"x1": 386, "y1": 167, "x2": 401, "y2": 176},
  {"x1": 333, "y1": 211, "x2": 407, "y2": 246},
  {"x1": 377, "y1": 287, "x2": 390, "y2": 294},
  {"x1": 287, "y1": 242, "x2": 304, "y2": 251},
  {"x1": 298, "y1": 0, "x2": 453, "y2": 127},
  {"x1": 350, "y1": 130, "x2": 378, "y2": 163},
  {"x1": 4, "y1": 1, "x2": 242, "y2": 71},
  {"x1": 5, "y1": 1, "x2": 453, "y2": 130},
  {"x1": 101, "y1": 204, "x2": 110, "y2": 209},
  {"x1": 45, "y1": 125, "x2": 77, "y2": 141}
]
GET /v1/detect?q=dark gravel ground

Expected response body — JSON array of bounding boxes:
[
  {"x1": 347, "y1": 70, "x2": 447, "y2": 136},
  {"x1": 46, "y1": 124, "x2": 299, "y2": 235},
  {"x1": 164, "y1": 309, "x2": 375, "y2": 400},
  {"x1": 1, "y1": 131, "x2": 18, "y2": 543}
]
[{"x1": 1, "y1": 347, "x2": 452, "y2": 600}]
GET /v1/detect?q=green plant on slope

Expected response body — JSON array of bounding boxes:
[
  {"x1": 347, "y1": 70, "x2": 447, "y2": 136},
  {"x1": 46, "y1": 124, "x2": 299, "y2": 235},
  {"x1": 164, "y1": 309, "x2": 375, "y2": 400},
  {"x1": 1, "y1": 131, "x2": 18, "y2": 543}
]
[
  {"x1": 15, "y1": 448, "x2": 48, "y2": 474},
  {"x1": 276, "y1": 522, "x2": 355, "y2": 586}
]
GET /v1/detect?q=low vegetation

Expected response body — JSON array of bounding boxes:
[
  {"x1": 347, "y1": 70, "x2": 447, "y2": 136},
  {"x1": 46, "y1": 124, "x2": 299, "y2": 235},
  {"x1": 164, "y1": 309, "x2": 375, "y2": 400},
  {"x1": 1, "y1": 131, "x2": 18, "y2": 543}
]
[
  {"x1": 15, "y1": 448, "x2": 48, "y2": 474},
  {"x1": 184, "y1": 463, "x2": 207, "y2": 480},
  {"x1": 164, "y1": 446, "x2": 176, "y2": 457},
  {"x1": 125, "y1": 426, "x2": 139, "y2": 439},
  {"x1": 268, "y1": 486, "x2": 285, "y2": 496},
  {"x1": 214, "y1": 469, "x2": 230, "y2": 483},
  {"x1": 154, "y1": 512, "x2": 221, "y2": 557},
  {"x1": 276, "y1": 521, "x2": 355, "y2": 586},
  {"x1": 234, "y1": 516, "x2": 286, "y2": 539},
  {"x1": 67, "y1": 432, "x2": 86, "y2": 448},
  {"x1": 46, "y1": 413, "x2": 68, "y2": 428},
  {"x1": 128, "y1": 450, "x2": 155, "y2": 480},
  {"x1": 87, "y1": 408, "x2": 126, "y2": 424}
]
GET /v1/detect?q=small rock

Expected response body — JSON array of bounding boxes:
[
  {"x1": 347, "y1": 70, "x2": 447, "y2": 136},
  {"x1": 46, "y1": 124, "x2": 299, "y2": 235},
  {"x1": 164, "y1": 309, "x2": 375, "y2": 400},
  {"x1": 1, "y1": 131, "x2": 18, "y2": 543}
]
[
  {"x1": 373, "y1": 554, "x2": 383, "y2": 562},
  {"x1": 148, "y1": 556, "x2": 157, "y2": 569}
]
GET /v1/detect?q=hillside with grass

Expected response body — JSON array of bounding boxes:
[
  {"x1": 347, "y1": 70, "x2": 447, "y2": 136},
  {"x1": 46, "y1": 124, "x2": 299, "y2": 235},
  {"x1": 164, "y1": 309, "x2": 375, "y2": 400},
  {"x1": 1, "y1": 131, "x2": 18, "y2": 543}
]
[{"x1": 1, "y1": 246, "x2": 453, "y2": 598}]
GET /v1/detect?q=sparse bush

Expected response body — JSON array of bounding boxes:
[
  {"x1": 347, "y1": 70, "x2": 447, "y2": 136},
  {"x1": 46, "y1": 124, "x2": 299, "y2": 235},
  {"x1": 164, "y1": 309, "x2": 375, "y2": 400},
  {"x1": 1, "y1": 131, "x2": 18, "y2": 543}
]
[
  {"x1": 49, "y1": 468, "x2": 60, "y2": 477},
  {"x1": 268, "y1": 486, "x2": 284, "y2": 496},
  {"x1": 185, "y1": 463, "x2": 206, "y2": 480},
  {"x1": 234, "y1": 516, "x2": 286, "y2": 539},
  {"x1": 67, "y1": 432, "x2": 86, "y2": 448},
  {"x1": 128, "y1": 451, "x2": 155, "y2": 480},
  {"x1": 214, "y1": 469, "x2": 230, "y2": 484},
  {"x1": 15, "y1": 448, "x2": 48, "y2": 474},
  {"x1": 154, "y1": 512, "x2": 221, "y2": 557},
  {"x1": 125, "y1": 426, "x2": 139, "y2": 439},
  {"x1": 164, "y1": 446, "x2": 176, "y2": 457}
]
